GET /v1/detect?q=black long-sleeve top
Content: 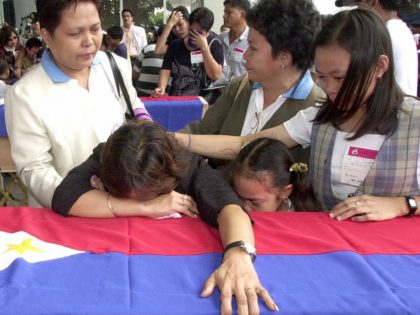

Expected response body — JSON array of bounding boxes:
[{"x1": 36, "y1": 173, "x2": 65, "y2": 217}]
[{"x1": 52, "y1": 144, "x2": 246, "y2": 228}]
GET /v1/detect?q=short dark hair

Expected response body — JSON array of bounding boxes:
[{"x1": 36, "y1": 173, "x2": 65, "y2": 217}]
[
  {"x1": 231, "y1": 138, "x2": 319, "y2": 211},
  {"x1": 100, "y1": 121, "x2": 189, "y2": 200},
  {"x1": 223, "y1": 0, "x2": 251, "y2": 12},
  {"x1": 246, "y1": 0, "x2": 321, "y2": 70},
  {"x1": 189, "y1": 7, "x2": 214, "y2": 32},
  {"x1": 106, "y1": 25, "x2": 123, "y2": 40},
  {"x1": 121, "y1": 8, "x2": 133, "y2": 17},
  {"x1": 0, "y1": 59, "x2": 9, "y2": 77},
  {"x1": 25, "y1": 37, "x2": 43, "y2": 49},
  {"x1": 36, "y1": 0, "x2": 103, "y2": 34},
  {"x1": 378, "y1": 0, "x2": 402, "y2": 11},
  {"x1": 313, "y1": 8, "x2": 402, "y2": 140}
]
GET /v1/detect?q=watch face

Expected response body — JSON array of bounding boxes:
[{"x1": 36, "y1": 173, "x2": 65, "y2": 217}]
[
  {"x1": 241, "y1": 242, "x2": 256, "y2": 255},
  {"x1": 408, "y1": 198, "x2": 417, "y2": 208}
]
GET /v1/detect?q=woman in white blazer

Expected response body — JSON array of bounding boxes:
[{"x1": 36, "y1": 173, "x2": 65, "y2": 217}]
[{"x1": 5, "y1": 0, "x2": 151, "y2": 207}]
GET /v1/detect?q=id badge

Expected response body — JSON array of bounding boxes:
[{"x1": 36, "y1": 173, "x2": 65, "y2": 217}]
[
  {"x1": 230, "y1": 48, "x2": 244, "y2": 62},
  {"x1": 341, "y1": 146, "x2": 378, "y2": 186},
  {"x1": 191, "y1": 51, "x2": 204, "y2": 64}
]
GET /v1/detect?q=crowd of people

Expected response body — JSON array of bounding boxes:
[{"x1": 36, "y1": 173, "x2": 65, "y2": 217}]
[{"x1": 2, "y1": 0, "x2": 420, "y2": 314}]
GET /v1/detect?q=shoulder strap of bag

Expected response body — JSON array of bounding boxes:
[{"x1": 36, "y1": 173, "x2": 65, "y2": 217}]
[
  {"x1": 234, "y1": 74, "x2": 249, "y2": 103},
  {"x1": 105, "y1": 51, "x2": 135, "y2": 117}
]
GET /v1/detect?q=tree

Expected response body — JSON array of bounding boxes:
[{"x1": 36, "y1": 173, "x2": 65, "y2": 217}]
[
  {"x1": 101, "y1": 0, "x2": 121, "y2": 29},
  {"x1": 101, "y1": 0, "x2": 173, "y2": 30}
]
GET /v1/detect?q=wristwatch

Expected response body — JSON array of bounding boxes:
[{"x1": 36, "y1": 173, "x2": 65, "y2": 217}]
[
  {"x1": 405, "y1": 196, "x2": 417, "y2": 216},
  {"x1": 223, "y1": 240, "x2": 256, "y2": 262}
]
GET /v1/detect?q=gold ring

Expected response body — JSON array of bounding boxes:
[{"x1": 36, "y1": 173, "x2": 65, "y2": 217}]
[{"x1": 245, "y1": 287, "x2": 260, "y2": 294}]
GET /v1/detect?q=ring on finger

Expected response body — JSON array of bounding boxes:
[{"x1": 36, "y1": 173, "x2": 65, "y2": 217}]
[{"x1": 245, "y1": 287, "x2": 259, "y2": 294}]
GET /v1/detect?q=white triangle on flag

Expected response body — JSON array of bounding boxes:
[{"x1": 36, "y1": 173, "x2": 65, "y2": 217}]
[{"x1": 0, "y1": 231, "x2": 85, "y2": 271}]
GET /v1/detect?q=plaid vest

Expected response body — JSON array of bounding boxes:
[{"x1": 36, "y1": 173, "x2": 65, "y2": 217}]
[{"x1": 310, "y1": 97, "x2": 420, "y2": 211}]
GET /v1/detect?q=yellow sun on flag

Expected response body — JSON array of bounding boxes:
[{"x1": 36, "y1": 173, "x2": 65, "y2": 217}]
[{"x1": 6, "y1": 238, "x2": 43, "y2": 255}]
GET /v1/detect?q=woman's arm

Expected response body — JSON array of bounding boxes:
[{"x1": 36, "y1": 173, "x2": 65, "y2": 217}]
[
  {"x1": 180, "y1": 154, "x2": 277, "y2": 313},
  {"x1": 202, "y1": 206, "x2": 278, "y2": 314},
  {"x1": 153, "y1": 69, "x2": 171, "y2": 97},
  {"x1": 5, "y1": 84, "x2": 63, "y2": 207},
  {"x1": 175, "y1": 124, "x2": 297, "y2": 160},
  {"x1": 155, "y1": 11, "x2": 183, "y2": 55}
]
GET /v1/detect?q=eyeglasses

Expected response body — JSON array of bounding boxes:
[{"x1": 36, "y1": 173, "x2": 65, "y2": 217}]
[{"x1": 249, "y1": 112, "x2": 261, "y2": 134}]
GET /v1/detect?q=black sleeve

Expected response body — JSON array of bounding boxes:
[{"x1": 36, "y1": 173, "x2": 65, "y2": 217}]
[
  {"x1": 176, "y1": 153, "x2": 247, "y2": 228},
  {"x1": 52, "y1": 144, "x2": 103, "y2": 216},
  {"x1": 210, "y1": 38, "x2": 224, "y2": 66},
  {"x1": 162, "y1": 40, "x2": 176, "y2": 70}
]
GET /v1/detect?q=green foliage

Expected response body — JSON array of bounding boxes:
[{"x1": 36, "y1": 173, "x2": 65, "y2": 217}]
[{"x1": 101, "y1": 0, "x2": 173, "y2": 30}]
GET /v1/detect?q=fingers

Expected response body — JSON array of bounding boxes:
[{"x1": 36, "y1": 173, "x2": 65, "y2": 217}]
[
  {"x1": 258, "y1": 287, "x2": 279, "y2": 312},
  {"x1": 220, "y1": 286, "x2": 234, "y2": 315},
  {"x1": 330, "y1": 196, "x2": 366, "y2": 221},
  {"x1": 201, "y1": 272, "x2": 217, "y2": 297},
  {"x1": 244, "y1": 288, "x2": 259, "y2": 315},
  {"x1": 175, "y1": 193, "x2": 198, "y2": 218}
]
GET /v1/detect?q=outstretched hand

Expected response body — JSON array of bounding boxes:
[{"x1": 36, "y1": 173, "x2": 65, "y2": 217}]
[{"x1": 201, "y1": 249, "x2": 278, "y2": 315}]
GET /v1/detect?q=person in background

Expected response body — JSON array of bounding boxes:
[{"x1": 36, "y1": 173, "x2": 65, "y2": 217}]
[
  {"x1": 231, "y1": 138, "x2": 319, "y2": 212},
  {"x1": 153, "y1": 7, "x2": 224, "y2": 101},
  {"x1": 133, "y1": 25, "x2": 169, "y2": 96},
  {"x1": 53, "y1": 121, "x2": 278, "y2": 315},
  {"x1": 106, "y1": 25, "x2": 128, "y2": 59},
  {"x1": 5, "y1": 0, "x2": 151, "y2": 208},
  {"x1": 0, "y1": 25, "x2": 23, "y2": 68},
  {"x1": 100, "y1": 31, "x2": 108, "y2": 52},
  {"x1": 0, "y1": 59, "x2": 11, "y2": 97},
  {"x1": 176, "y1": 8, "x2": 420, "y2": 221},
  {"x1": 13, "y1": 37, "x2": 43, "y2": 79},
  {"x1": 154, "y1": 6, "x2": 190, "y2": 55},
  {"x1": 180, "y1": 0, "x2": 324, "y2": 174},
  {"x1": 121, "y1": 8, "x2": 147, "y2": 65},
  {"x1": 357, "y1": 0, "x2": 418, "y2": 95},
  {"x1": 219, "y1": 0, "x2": 250, "y2": 82},
  {"x1": 30, "y1": 19, "x2": 46, "y2": 59}
]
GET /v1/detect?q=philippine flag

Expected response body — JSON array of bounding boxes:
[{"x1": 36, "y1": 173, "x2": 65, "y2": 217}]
[{"x1": 1, "y1": 207, "x2": 420, "y2": 314}]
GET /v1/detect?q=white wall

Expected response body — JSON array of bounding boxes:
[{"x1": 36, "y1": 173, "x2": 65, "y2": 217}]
[
  {"x1": 10, "y1": 0, "x2": 36, "y2": 34},
  {"x1": 313, "y1": 0, "x2": 355, "y2": 15}
]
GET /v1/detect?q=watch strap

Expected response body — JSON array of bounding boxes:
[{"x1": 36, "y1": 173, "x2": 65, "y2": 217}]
[{"x1": 223, "y1": 241, "x2": 256, "y2": 262}]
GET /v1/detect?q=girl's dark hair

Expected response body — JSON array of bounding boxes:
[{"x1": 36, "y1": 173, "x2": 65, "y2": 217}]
[
  {"x1": 231, "y1": 138, "x2": 319, "y2": 211},
  {"x1": 100, "y1": 121, "x2": 189, "y2": 200},
  {"x1": 36, "y1": 0, "x2": 103, "y2": 34},
  {"x1": 246, "y1": 0, "x2": 321, "y2": 70},
  {"x1": 313, "y1": 8, "x2": 402, "y2": 140}
]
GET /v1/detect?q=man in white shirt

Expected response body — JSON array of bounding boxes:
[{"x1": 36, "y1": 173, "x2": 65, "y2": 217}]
[
  {"x1": 357, "y1": 0, "x2": 418, "y2": 95},
  {"x1": 121, "y1": 9, "x2": 148, "y2": 65},
  {"x1": 218, "y1": 0, "x2": 250, "y2": 82}
]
